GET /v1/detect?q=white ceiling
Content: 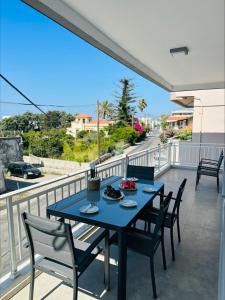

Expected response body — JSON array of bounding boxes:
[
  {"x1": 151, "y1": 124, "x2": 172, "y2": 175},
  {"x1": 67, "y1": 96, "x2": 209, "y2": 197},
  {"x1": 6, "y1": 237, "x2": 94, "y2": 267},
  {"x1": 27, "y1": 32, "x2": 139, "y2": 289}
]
[{"x1": 23, "y1": 0, "x2": 225, "y2": 91}]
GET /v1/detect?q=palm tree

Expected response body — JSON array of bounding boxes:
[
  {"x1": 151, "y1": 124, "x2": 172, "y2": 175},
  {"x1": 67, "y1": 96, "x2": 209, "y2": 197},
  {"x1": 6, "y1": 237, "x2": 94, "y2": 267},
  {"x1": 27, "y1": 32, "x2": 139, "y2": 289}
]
[
  {"x1": 138, "y1": 98, "x2": 147, "y2": 112},
  {"x1": 99, "y1": 100, "x2": 113, "y2": 119}
]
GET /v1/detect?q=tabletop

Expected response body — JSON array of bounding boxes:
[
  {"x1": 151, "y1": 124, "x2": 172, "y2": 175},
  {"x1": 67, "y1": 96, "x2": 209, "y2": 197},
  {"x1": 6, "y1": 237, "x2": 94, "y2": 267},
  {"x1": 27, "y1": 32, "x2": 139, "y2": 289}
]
[{"x1": 47, "y1": 176, "x2": 164, "y2": 230}]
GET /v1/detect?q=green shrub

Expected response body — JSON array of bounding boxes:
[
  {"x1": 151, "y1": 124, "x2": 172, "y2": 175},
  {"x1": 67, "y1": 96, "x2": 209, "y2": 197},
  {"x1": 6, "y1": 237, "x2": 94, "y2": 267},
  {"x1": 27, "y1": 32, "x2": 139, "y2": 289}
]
[
  {"x1": 164, "y1": 128, "x2": 176, "y2": 138},
  {"x1": 111, "y1": 126, "x2": 139, "y2": 144},
  {"x1": 76, "y1": 130, "x2": 88, "y2": 139},
  {"x1": 176, "y1": 129, "x2": 192, "y2": 141},
  {"x1": 160, "y1": 133, "x2": 168, "y2": 143}
]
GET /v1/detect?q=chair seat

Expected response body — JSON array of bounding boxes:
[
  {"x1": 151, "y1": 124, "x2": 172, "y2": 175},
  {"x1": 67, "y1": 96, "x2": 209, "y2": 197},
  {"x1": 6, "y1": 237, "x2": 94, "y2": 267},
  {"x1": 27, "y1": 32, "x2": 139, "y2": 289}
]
[
  {"x1": 139, "y1": 207, "x2": 176, "y2": 228},
  {"x1": 110, "y1": 228, "x2": 161, "y2": 257},
  {"x1": 35, "y1": 257, "x2": 74, "y2": 283},
  {"x1": 197, "y1": 168, "x2": 218, "y2": 176},
  {"x1": 35, "y1": 238, "x2": 102, "y2": 281},
  {"x1": 127, "y1": 228, "x2": 161, "y2": 256}
]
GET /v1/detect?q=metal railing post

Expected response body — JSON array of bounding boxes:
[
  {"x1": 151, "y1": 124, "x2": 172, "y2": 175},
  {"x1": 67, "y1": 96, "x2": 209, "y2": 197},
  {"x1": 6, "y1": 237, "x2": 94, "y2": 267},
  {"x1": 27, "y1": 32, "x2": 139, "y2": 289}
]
[
  {"x1": 173, "y1": 142, "x2": 176, "y2": 165},
  {"x1": 146, "y1": 149, "x2": 149, "y2": 166},
  {"x1": 124, "y1": 154, "x2": 129, "y2": 178},
  {"x1": 85, "y1": 169, "x2": 89, "y2": 186},
  {"x1": 6, "y1": 196, "x2": 17, "y2": 278},
  {"x1": 158, "y1": 144, "x2": 161, "y2": 171},
  {"x1": 121, "y1": 155, "x2": 125, "y2": 177},
  {"x1": 168, "y1": 142, "x2": 172, "y2": 167}
]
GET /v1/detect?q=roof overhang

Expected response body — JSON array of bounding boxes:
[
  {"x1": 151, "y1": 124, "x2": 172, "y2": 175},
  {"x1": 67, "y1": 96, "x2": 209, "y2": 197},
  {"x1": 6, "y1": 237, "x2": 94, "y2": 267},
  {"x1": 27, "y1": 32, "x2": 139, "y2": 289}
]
[
  {"x1": 22, "y1": 0, "x2": 225, "y2": 92},
  {"x1": 171, "y1": 96, "x2": 195, "y2": 108}
]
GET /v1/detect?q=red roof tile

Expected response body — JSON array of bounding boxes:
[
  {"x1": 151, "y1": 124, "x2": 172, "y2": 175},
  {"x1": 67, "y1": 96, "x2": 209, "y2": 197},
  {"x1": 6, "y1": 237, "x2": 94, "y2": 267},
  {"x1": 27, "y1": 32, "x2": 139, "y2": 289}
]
[
  {"x1": 89, "y1": 119, "x2": 109, "y2": 125},
  {"x1": 167, "y1": 115, "x2": 192, "y2": 122},
  {"x1": 75, "y1": 114, "x2": 91, "y2": 118}
]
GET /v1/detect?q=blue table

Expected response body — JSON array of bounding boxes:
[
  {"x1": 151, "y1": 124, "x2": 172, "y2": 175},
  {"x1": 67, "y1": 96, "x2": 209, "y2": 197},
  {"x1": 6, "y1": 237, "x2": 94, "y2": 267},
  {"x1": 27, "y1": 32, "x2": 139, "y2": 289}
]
[{"x1": 47, "y1": 176, "x2": 164, "y2": 300}]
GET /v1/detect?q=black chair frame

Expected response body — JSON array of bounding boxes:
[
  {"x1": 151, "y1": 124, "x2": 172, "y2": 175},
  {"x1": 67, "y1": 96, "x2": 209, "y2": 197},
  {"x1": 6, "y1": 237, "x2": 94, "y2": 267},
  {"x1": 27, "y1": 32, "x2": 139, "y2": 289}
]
[
  {"x1": 195, "y1": 150, "x2": 223, "y2": 192},
  {"x1": 139, "y1": 178, "x2": 187, "y2": 261}
]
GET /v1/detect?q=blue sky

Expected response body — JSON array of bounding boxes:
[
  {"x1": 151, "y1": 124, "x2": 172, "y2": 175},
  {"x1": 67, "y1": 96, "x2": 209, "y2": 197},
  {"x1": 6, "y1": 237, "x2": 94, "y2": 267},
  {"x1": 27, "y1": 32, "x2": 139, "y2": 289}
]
[{"x1": 0, "y1": 0, "x2": 180, "y2": 119}]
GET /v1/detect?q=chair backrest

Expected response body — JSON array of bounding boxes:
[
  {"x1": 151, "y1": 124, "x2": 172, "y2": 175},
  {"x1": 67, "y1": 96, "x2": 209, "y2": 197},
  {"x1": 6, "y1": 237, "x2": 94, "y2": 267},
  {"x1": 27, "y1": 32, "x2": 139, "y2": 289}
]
[
  {"x1": 217, "y1": 150, "x2": 224, "y2": 169},
  {"x1": 127, "y1": 165, "x2": 154, "y2": 180},
  {"x1": 172, "y1": 178, "x2": 187, "y2": 216},
  {"x1": 153, "y1": 191, "x2": 172, "y2": 238},
  {"x1": 22, "y1": 212, "x2": 76, "y2": 267}
]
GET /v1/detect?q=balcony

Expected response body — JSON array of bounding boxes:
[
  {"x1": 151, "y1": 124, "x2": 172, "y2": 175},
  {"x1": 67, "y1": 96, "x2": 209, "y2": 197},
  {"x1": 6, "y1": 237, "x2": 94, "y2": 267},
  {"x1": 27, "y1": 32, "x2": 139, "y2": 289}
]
[{"x1": 0, "y1": 142, "x2": 224, "y2": 299}]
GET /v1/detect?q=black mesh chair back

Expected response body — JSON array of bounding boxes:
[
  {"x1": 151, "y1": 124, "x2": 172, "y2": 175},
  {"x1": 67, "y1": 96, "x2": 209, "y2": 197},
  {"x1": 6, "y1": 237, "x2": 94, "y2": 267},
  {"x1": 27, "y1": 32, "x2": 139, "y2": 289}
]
[
  {"x1": 22, "y1": 212, "x2": 76, "y2": 268},
  {"x1": 127, "y1": 165, "x2": 154, "y2": 180},
  {"x1": 153, "y1": 191, "x2": 172, "y2": 239},
  {"x1": 171, "y1": 178, "x2": 187, "y2": 216}
]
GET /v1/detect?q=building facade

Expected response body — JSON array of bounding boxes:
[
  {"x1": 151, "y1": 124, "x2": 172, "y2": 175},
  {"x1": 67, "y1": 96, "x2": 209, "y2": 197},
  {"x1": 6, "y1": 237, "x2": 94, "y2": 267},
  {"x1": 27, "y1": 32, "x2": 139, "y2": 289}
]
[
  {"x1": 67, "y1": 114, "x2": 109, "y2": 137},
  {"x1": 166, "y1": 110, "x2": 193, "y2": 130},
  {"x1": 171, "y1": 89, "x2": 225, "y2": 144}
]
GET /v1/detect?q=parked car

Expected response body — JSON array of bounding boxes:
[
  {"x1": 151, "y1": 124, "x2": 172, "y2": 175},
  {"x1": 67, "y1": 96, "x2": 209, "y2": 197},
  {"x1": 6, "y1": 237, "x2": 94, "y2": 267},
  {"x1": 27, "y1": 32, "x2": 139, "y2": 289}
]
[{"x1": 7, "y1": 162, "x2": 41, "y2": 179}]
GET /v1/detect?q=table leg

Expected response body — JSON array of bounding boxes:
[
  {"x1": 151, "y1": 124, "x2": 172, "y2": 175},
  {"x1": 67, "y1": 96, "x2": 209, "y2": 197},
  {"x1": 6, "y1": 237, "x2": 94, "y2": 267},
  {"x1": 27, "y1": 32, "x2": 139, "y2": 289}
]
[
  {"x1": 104, "y1": 229, "x2": 110, "y2": 291},
  {"x1": 117, "y1": 229, "x2": 127, "y2": 300},
  {"x1": 160, "y1": 185, "x2": 164, "y2": 205}
]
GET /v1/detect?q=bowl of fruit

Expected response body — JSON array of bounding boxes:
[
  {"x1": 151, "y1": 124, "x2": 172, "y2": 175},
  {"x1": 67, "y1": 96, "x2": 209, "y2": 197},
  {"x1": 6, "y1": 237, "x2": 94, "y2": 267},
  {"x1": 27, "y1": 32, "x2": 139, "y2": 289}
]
[
  {"x1": 120, "y1": 180, "x2": 137, "y2": 191},
  {"x1": 103, "y1": 185, "x2": 124, "y2": 200}
]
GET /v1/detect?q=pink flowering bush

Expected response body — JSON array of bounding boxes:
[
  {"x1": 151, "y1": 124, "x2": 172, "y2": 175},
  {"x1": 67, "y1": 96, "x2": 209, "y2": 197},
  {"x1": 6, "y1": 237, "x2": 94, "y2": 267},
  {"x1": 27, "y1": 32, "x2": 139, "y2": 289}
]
[{"x1": 133, "y1": 122, "x2": 144, "y2": 133}]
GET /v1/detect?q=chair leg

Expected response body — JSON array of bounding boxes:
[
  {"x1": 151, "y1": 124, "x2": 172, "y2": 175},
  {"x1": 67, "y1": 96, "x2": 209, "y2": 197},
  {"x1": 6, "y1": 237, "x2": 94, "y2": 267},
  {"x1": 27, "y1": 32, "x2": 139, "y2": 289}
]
[
  {"x1": 177, "y1": 217, "x2": 181, "y2": 243},
  {"x1": 161, "y1": 236, "x2": 167, "y2": 270},
  {"x1": 217, "y1": 176, "x2": 219, "y2": 193},
  {"x1": 29, "y1": 267, "x2": 35, "y2": 300},
  {"x1": 73, "y1": 284, "x2": 78, "y2": 300},
  {"x1": 144, "y1": 221, "x2": 147, "y2": 232},
  {"x1": 147, "y1": 221, "x2": 151, "y2": 233},
  {"x1": 150, "y1": 256, "x2": 157, "y2": 299},
  {"x1": 170, "y1": 227, "x2": 175, "y2": 261},
  {"x1": 195, "y1": 173, "x2": 200, "y2": 190}
]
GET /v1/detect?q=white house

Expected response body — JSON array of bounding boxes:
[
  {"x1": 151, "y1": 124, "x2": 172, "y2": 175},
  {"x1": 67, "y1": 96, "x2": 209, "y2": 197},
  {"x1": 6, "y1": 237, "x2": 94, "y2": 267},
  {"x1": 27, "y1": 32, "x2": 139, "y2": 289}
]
[{"x1": 67, "y1": 114, "x2": 109, "y2": 137}]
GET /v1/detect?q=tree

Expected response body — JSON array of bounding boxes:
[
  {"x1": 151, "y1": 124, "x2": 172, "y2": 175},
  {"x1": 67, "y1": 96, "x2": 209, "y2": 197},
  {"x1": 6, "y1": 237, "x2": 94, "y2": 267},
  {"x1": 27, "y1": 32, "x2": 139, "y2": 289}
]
[
  {"x1": 115, "y1": 78, "x2": 136, "y2": 125},
  {"x1": 99, "y1": 100, "x2": 113, "y2": 119},
  {"x1": 43, "y1": 111, "x2": 62, "y2": 129},
  {"x1": 159, "y1": 114, "x2": 169, "y2": 143},
  {"x1": 60, "y1": 112, "x2": 74, "y2": 128},
  {"x1": 160, "y1": 114, "x2": 169, "y2": 131},
  {"x1": 0, "y1": 111, "x2": 75, "y2": 133},
  {"x1": 138, "y1": 98, "x2": 147, "y2": 112}
]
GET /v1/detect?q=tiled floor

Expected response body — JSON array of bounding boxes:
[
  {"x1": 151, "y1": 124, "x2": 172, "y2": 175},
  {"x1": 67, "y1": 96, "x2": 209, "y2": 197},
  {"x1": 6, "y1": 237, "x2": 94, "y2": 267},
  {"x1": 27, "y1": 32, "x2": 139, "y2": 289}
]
[{"x1": 11, "y1": 168, "x2": 222, "y2": 300}]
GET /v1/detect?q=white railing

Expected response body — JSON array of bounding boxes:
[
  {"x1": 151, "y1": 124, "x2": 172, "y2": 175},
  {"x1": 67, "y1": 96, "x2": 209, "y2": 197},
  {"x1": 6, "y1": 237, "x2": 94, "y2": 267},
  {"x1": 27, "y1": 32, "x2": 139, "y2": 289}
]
[
  {"x1": 0, "y1": 141, "x2": 224, "y2": 282},
  {"x1": 171, "y1": 142, "x2": 224, "y2": 168}
]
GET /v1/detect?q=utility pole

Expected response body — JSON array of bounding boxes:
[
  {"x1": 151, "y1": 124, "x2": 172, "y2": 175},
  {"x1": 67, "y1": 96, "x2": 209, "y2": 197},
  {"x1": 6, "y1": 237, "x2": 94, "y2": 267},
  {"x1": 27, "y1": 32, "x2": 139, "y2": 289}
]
[{"x1": 97, "y1": 100, "x2": 100, "y2": 163}]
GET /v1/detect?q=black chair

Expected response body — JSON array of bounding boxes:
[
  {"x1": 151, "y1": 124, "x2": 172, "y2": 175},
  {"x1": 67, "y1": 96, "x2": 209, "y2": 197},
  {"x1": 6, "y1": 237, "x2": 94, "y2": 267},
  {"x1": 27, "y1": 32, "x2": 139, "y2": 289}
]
[
  {"x1": 138, "y1": 178, "x2": 187, "y2": 261},
  {"x1": 127, "y1": 192, "x2": 172, "y2": 299},
  {"x1": 127, "y1": 165, "x2": 155, "y2": 180},
  {"x1": 110, "y1": 192, "x2": 172, "y2": 299},
  {"x1": 127, "y1": 165, "x2": 155, "y2": 229},
  {"x1": 22, "y1": 212, "x2": 110, "y2": 300},
  {"x1": 195, "y1": 150, "x2": 224, "y2": 192}
]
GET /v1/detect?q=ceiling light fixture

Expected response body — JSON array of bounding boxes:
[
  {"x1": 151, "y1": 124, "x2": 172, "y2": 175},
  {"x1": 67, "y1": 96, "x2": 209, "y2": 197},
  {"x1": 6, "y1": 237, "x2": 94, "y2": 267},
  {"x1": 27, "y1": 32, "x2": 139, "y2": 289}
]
[{"x1": 170, "y1": 46, "x2": 189, "y2": 56}]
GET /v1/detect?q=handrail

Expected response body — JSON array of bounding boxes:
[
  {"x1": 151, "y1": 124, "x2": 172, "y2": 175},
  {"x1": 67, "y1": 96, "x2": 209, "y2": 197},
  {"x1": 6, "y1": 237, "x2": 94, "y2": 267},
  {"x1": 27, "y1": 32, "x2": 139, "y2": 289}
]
[
  {"x1": 128, "y1": 145, "x2": 160, "y2": 158},
  {"x1": 0, "y1": 167, "x2": 90, "y2": 200}
]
